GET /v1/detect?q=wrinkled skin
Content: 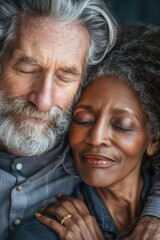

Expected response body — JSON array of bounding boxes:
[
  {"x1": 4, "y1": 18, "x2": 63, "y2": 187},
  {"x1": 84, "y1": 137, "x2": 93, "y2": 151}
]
[
  {"x1": 122, "y1": 216, "x2": 160, "y2": 240},
  {"x1": 35, "y1": 195, "x2": 105, "y2": 240},
  {"x1": 35, "y1": 76, "x2": 160, "y2": 239},
  {"x1": 36, "y1": 197, "x2": 160, "y2": 240}
]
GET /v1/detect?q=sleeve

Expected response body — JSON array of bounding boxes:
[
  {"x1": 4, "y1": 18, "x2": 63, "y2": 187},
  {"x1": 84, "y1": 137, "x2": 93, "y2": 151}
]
[{"x1": 142, "y1": 179, "x2": 160, "y2": 218}]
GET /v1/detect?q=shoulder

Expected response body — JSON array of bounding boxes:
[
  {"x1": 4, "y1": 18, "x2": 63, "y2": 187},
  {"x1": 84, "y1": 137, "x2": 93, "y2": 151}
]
[{"x1": 8, "y1": 218, "x2": 59, "y2": 240}]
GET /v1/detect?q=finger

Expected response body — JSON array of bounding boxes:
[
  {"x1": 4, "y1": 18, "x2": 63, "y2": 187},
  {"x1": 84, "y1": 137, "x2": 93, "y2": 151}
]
[
  {"x1": 35, "y1": 213, "x2": 65, "y2": 234},
  {"x1": 90, "y1": 218, "x2": 105, "y2": 240},
  {"x1": 35, "y1": 213, "x2": 81, "y2": 239},
  {"x1": 56, "y1": 195, "x2": 90, "y2": 214},
  {"x1": 42, "y1": 203, "x2": 69, "y2": 219},
  {"x1": 42, "y1": 207, "x2": 71, "y2": 224},
  {"x1": 78, "y1": 214, "x2": 105, "y2": 240},
  {"x1": 42, "y1": 200, "x2": 83, "y2": 219}
]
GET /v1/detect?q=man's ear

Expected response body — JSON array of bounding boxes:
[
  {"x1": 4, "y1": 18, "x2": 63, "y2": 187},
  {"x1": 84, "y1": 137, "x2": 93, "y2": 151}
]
[{"x1": 146, "y1": 139, "x2": 160, "y2": 156}]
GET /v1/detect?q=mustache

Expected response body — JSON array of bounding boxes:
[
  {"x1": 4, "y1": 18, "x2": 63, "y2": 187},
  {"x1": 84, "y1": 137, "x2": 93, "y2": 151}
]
[{"x1": 0, "y1": 95, "x2": 69, "y2": 123}]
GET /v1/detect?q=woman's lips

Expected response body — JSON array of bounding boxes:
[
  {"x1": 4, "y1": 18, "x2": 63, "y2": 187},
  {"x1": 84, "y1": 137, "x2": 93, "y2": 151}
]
[{"x1": 81, "y1": 153, "x2": 117, "y2": 168}]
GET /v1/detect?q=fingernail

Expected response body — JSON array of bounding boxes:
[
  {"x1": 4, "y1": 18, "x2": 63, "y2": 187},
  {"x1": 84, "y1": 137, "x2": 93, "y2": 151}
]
[
  {"x1": 56, "y1": 193, "x2": 63, "y2": 198},
  {"x1": 35, "y1": 213, "x2": 41, "y2": 218}
]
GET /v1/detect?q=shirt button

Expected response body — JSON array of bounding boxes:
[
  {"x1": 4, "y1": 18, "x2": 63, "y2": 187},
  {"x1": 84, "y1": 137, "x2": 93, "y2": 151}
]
[
  {"x1": 16, "y1": 185, "x2": 23, "y2": 191},
  {"x1": 16, "y1": 163, "x2": 23, "y2": 170},
  {"x1": 14, "y1": 218, "x2": 22, "y2": 226}
]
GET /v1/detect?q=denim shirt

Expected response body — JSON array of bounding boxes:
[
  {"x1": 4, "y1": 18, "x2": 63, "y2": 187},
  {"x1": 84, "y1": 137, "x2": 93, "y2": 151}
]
[
  {"x1": 0, "y1": 134, "x2": 81, "y2": 240},
  {"x1": 74, "y1": 167, "x2": 152, "y2": 239},
  {"x1": 8, "y1": 168, "x2": 152, "y2": 240}
]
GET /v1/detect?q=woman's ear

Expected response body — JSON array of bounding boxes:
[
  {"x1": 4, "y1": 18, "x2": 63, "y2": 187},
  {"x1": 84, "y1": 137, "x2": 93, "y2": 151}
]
[{"x1": 146, "y1": 139, "x2": 160, "y2": 156}]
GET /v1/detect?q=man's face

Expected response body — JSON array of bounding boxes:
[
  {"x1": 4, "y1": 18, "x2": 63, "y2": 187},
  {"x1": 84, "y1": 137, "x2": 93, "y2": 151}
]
[{"x1": 0, "y1": 16, "x2": 89, "y2": 156}]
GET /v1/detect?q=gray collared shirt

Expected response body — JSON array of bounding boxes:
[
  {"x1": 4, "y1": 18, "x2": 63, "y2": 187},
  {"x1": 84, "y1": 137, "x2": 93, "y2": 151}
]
[{"x1": 0, "y1": 135, "x2": 81, "y2": 240}]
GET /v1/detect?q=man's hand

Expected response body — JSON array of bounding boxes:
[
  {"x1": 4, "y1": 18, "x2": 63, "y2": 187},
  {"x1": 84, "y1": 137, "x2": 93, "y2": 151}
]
[{"x1": 118, "y1": 216, "x2": 160, "y2": 240}]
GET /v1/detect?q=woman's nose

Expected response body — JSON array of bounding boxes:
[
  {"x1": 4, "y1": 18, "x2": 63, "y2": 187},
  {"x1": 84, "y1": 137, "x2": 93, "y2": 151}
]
[{"x1": 85, "y1": 119, "x2": 112, "y2": 147}]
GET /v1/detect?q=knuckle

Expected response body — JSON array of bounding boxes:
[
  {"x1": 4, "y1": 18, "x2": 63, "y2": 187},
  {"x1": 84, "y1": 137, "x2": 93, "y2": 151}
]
[
  {"x1": 53, "y1": 206, "x2": 67, "y2": 216},
  {"x1": 83, "y1": 214, "x2": 95, "y2": 223},
  {"x1": 72, "y1": 198, "x2": 83, "y2": 206},
  {"x1": 62, "y1": 200, "x2": 71, "y2": 208},
  {"x1": 64, "y1": 231, "x2": 73, "y2": 239},
  {"x1": 74, "y1": 216, "x2": 82, "y2": 224},
  {"x1": 57, "y1": 206, "x2": 65, "y2": 212},
  {"x1": 57, "y1": 199, "x2": 71, "y2": 209},
  {"x1": 69, "y1": 223, "x2": 80, "y2": 233},
  {"x1": 46, "y1": 218, "x2": 55, "y2": 228}
]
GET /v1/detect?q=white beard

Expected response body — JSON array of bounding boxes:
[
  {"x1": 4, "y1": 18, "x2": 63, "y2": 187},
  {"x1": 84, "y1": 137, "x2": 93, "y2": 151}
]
[{"x1": 0, "y1": 93, "x2": 71, "y2": 156}]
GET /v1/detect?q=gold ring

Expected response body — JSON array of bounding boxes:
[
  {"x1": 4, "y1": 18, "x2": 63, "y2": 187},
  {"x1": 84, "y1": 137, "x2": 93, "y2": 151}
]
[{"x1": 60, "y1": 214, "x2": 72, "y2": 225}]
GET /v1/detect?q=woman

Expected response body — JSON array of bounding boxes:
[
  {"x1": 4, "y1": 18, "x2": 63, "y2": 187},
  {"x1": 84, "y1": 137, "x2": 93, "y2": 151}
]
[{"x1": 8, "y1": 24, "x2": 160, "y2": 240}]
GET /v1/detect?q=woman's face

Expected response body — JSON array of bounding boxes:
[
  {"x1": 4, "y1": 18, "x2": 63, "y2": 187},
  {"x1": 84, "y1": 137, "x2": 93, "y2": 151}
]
[{"x1": 69, "y1": 76, "x2": 152, "y2": 188}]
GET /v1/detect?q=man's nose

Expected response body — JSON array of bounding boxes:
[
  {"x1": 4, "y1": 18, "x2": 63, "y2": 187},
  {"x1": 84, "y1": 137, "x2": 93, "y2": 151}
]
[
  {"x1": 28, "y1": 74, "x2": 55, "y2": 112},
  {"x1": 85, "y1": 119, "x2": 112, "y2": 147}
]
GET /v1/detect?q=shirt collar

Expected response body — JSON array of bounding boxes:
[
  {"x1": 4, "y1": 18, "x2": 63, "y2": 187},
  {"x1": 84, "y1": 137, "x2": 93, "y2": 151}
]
[
  {"x1": 74, "y1": 167, "x2": 151, "y2": 238},
  {"x1": 0, "y1": 133, "x2": 69, "y2": 177}
]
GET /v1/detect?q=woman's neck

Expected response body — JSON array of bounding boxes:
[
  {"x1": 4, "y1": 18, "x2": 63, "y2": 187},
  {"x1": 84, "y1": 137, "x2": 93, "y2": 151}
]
[{"x1": 95, "y1": 171, "x2": 144, "y2": 232}]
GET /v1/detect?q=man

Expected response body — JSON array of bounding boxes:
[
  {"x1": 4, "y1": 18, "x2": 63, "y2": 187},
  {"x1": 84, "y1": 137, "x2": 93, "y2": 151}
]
[{"x1": 0, "y1": 0, "x2": 159, "y2": 240}]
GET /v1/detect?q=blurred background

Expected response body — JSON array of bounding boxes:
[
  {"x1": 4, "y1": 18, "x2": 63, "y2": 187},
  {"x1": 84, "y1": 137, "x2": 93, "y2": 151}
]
[{"x1": 108, "y1": 0, "x2": 160, "y2": 26}]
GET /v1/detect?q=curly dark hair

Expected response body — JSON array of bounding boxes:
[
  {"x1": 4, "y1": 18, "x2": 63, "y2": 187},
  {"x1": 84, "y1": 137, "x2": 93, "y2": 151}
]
[
  {"x1": 88, "y1": 23, "x2": 160, "y2": 170},
  {"x1": 90, "y1": 23, "x2": 160, "y2": 139}
]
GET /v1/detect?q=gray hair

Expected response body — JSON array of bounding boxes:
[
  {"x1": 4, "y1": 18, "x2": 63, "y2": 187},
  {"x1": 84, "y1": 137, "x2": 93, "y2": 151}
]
[
  {"x1": 0, "y1": 0, "x2": 117, "y2": 65},
  {"x1": 86, "y1": 23, "x2": 160, "y2": 172},
  {"x1": 89, "y1": 24, "x2": 160, "y2": 140}
]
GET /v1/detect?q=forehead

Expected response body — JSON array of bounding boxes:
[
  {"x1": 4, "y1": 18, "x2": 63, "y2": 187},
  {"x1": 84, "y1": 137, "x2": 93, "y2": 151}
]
[
  {"x1": 78, "y1": 76, "x2": 145, "y2": 116},
  {"x1": 19, "y1": 15, "x2": 89, "y2": 47},
  {"x1": 10, "y1": 15, "x2": 89, "y2": 68},
  {"x1": 82, "y1": 76, "x2": 137, "y2": 100}
]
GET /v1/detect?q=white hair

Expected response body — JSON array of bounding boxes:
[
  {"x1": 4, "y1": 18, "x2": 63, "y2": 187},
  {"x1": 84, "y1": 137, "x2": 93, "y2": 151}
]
[
  {"x1": 0, "y1": 0, "x2": 117, "y2": 65},
  {"x1": 0, "y1": 93, "x2": 71, "y2": 156}
]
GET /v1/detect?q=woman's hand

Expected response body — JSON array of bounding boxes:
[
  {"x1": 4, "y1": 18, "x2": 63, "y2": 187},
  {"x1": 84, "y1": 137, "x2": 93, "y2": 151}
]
[
  {"x1": 118, "y1": 216, "x2": 160, "y2": 240},
  {"x1": 35, "y1": 194, "x2": 105, "y2": 240}
]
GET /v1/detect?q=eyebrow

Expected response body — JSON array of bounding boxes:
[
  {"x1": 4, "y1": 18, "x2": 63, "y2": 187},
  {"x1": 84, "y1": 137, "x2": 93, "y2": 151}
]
[
  {"x1": 18, "y1": 56, "x2": 38, "y2": 64},
  {"x1": 74, "y1": 104, "x2": 93, "y2": 111},
  {"x1": 112, "y1": 108, "x2": 140, "y2": 121},
  {"x1": 12, "y1": 50, "x2": 81, "y2": 74},
  {"x1": 62, "y1": 66, "x2": 81, "y2": 75},
  {"x1": 74, "y1": 105, "x2": 140, "y2": 121}
]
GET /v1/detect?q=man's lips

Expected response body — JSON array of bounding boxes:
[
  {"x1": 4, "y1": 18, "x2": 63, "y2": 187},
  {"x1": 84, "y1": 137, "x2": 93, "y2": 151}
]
[{"x1": 81, "y1": 153, "x2": 117, "y2": 168}]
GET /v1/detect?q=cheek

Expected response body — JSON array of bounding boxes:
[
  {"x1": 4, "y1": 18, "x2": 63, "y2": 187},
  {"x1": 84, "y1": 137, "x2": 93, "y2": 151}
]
[
  {"x1": 69, "y1": 125, "x2": 82, "y2": 148},
  {"x1": 0, "y1": 70, "x2": 31, "y2": 97},
  {"x1": 69, "y1": 125, "x2": 88, "y2": 153},
  {"x1": 118, "y1": 135, "x2": 148, "y2": 157},
  {"x1": 55, "y1": 83, "x2": 80, "y2": 109},
  {"x1": 69, "y1": 127, "x2": 82, "y2": 171},
  {"x1": 1, "y1": 82, "x2": 31, "y2": 98}
]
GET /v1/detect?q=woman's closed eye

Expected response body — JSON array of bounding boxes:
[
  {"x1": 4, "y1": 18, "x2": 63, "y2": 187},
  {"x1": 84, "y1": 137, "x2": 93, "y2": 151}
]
[
  {"x1": 111, "y1": 118, "x2": 138, "y2": 132},
  {"x1": 72, "y1": 111, "x2": 95, "y2": 125}
]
